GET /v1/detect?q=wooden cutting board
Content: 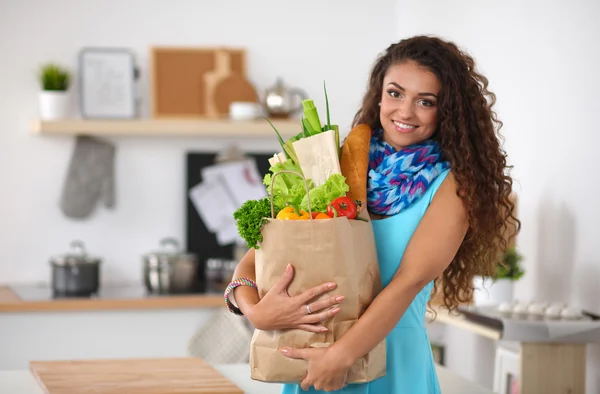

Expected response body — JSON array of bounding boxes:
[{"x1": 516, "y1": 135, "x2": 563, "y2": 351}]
[
  {"x1": 213, "y1": 73, "x2": 259, "y2": 115},
  {"x1": 30, "y1": 357, "x2": 243, "y2": 394}
]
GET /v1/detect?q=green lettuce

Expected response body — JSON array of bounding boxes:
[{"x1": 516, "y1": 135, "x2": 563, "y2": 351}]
[
  {"x1": 262, "y1": 160, "x2": 314, "y2": 213},
  {"x1": 300, "y1": 174, "x2": 349, "y2": 214}
]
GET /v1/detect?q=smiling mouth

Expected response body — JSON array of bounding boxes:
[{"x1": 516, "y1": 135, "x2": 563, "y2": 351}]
[{"x1": 393, "y1": 120, "x2": 418, "y2": 130}]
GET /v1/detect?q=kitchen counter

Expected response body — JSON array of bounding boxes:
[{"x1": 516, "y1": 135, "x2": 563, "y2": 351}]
[
  {"x1": 0, "y1": 284, "x2": 223, "y2": 313},
  {"x1": 0, "y1": 362, "x2": 495, "y2": 394}
]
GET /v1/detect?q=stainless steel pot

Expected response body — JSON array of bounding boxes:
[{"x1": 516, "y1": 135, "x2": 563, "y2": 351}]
[
  {"x1": 50, "y1": 240, "x2": 101, "y2": 298},
  {"x1": 142, "y1": 237, "x2": 200, "y2": 294}
]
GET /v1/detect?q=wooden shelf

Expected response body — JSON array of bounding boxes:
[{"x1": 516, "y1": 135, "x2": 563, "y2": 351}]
[
  {"x1": 30, "y1": 118, "x2": 301, "y2": 137},
  {"x1": 0, "y1": 285, "x2": 224, "y2": 313}
]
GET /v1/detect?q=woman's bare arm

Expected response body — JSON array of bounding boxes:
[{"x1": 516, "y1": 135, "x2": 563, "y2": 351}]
[
  {"x1": 329, "y1": 173, "x2": 469, "y2": 366},
  {"x1": 230, "y1": 248, "x2": 260, "y2": 316}
]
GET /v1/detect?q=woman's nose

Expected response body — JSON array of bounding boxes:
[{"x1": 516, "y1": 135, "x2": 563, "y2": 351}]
[{"x1": 396, "y1": 100, "x2": 414, "y2": 119}]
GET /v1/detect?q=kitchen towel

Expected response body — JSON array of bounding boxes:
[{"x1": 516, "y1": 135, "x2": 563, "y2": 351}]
[{"x1": 59, "y1": 135, "x2": 116, "y2": 219}]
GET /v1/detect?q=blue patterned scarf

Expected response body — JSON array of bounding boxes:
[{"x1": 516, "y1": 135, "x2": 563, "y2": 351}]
[{"x1": 367, "y1": 129, "x2": 450, "y2": 216}]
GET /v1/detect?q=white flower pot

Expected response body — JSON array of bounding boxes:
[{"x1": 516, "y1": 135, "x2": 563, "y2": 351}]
[
  {"x1": 39, "y1": 91, "x2": 70, "y2": 120},
  {"x1": 473, "y1": 276, "x2": 515, "y2": 306}
]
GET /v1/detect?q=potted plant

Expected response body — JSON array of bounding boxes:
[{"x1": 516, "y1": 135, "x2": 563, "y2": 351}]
[
  {"x1": 38, "y1": 63, "x2": 71, "y2": 120},
  {"x1": 473, "y1": 246, "x2": 525, "y2": 306}
]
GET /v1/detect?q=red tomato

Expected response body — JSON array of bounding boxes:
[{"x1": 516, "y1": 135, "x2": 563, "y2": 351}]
[{"x1": 326, "y1": 197, "x2": 357, "y2": 219}]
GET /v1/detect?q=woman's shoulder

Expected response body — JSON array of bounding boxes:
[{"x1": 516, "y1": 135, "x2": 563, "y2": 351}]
[
  {"x1": 426, "y1": 168, "x2": 452, "y2": 203},
  {"x1": 430, "y1": 170, "x2": 468, "y2": 222}
]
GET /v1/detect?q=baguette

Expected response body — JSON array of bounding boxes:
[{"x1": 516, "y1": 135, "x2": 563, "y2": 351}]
[{"x1": 340, "y1": 123, "x2": 372, "y2": 209}]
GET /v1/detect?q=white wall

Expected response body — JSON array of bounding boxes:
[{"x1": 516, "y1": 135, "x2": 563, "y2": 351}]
[
  {"x1": 394, "y1": 0, "x2": 600, "y2": 392},
  {"x1": 0, "y1": 0, "x2": 396, "y2": 284}
]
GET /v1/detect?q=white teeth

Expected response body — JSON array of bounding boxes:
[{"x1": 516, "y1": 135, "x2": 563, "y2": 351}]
[{"x1": 393, "y1": 121, "x2": 417, "y2": 129}]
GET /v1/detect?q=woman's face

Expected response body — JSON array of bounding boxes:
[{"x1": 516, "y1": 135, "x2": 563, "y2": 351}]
[{"x1": 379, "y1": 61, "x2": 441, "y2": 150}]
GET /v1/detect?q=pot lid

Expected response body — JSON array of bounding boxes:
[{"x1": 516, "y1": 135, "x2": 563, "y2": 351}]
[
  {"x1": 144, "y1": 237, "x2": 197, "y2": 259},
  {"x1": 50, "y1": 240, "x2": 101, "y2": 265}
]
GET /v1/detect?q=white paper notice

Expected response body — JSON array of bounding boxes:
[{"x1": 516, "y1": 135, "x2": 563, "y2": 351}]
[
  {"x1": 189, "y1": 158, "x2": 267, "y2": 246},
  {"x1": 201, "y1": 159, "x2": 267, "y2": 206},
  {"x1": 188, "y1": 180, "x2": 237, "y2": 233}
]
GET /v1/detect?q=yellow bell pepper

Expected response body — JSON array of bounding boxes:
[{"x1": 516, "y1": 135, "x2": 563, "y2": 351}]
[{"x1": 276, "y1": 206, "x2": 310, "y2": 220}]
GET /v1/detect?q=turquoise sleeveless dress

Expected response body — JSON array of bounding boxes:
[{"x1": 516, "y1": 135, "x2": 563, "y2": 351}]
[{"x1": 281, "y1": 168, "x2": 450, "y2": 394}]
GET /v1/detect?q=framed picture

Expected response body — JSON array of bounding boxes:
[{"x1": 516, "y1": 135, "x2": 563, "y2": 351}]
[
  {"x1": 494, "y1": 345, "x2": 521, "y2": 394},
  {"x1": 78, "y1": 47, "x2": 138, "y2": 119}
]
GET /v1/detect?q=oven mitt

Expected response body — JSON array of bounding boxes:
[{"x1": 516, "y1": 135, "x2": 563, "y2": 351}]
[{"x1": 59, "y1": 135, "x2": 116, "y2": 219}]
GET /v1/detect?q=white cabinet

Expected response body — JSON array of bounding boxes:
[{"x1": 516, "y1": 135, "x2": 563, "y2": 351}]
[{"x1": 0, "y1": 308, "x2": 217, "y2": 370}]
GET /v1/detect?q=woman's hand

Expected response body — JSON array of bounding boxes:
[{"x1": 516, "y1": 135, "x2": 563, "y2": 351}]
[
  {"x1": 280, "y1": 346, "x2": 351, "y2": 391},
  {"x1": 247, "y1": 264, "x2": 344, "y2": 333}
]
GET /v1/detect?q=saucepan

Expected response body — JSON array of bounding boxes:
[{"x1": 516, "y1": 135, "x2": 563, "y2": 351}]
[
  {"x1": 142, "y1": 237, "x2": 200, "y2": 294},
  {"x1": 50, "y1": 240, "x2": 101, "y2": 297}
]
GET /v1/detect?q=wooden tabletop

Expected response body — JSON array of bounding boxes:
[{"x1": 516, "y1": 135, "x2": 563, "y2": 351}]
[
  {"x1": 0, "y1": 285, "x2": 223, "y2": 313},
  {"x1": 1, "y1": 362, "x2": 496, "y2": 394},
  {"x1": 29, "y1": 357, "x2": 243, "y2": 394}
]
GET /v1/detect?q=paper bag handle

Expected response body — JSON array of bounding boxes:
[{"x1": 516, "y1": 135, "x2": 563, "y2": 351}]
[{"x1": 269, "y1": 170, "x2": 313, "y2": 220}]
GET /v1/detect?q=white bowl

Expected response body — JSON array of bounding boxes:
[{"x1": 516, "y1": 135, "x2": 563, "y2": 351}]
[{"x1": 229, "y1": 102, "x2": 262, "y2": 120}]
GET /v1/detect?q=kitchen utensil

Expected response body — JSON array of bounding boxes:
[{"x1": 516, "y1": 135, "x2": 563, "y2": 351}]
[
  {"x1": 30, "y1": 357, "x2": 243, "y2": 394},
  {"x1": 203, "y1": 50, "x2": 231, "y2": 118},
  {"x1": 214, "y1": 73, "x2": 259, "y2": 116},
  {"x1": 50, "y1": 240, "x2": 101, "y2": 298},
  {"x1": 143, "y1": 237, "x2": 200, "y2": 294},
  {"x1": 228, "y1": 101, "x2": 262, "y2": 120},
  {"x1": 263, "y1": 77, "x2": 308, "y2": 118}
]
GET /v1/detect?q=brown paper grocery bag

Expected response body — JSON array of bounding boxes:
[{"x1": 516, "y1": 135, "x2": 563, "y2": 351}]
[{"x1": 250, "y1": 170, "x2": 386, "y2": 384}]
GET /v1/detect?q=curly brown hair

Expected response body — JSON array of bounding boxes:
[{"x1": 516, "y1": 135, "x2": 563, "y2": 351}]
[{"x1": 353, "y1": 35, "x2": 521, "y2": 312}]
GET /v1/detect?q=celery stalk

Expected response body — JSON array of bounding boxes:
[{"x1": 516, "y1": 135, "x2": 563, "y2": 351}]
[
  {"x1": 302, "y1": 99, "x2": 321, "y2": 135},
  {"x1": 302, "y1": 117, "x2": 315, "y2": 136},
  {"x1": 301, "y1": 121, "x2": 309, "y2": 138},
  {"x1": 284, "y1": 140, "x2": 299, "y2": 164}
]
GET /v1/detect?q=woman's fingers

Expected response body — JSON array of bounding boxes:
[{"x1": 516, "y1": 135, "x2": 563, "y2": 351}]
[
  {"x1": 308, "y1": 295, "x2": 344, "y2": 313},
  {"x1": 271, "y1": 264, "x2": 294, "y2": 294},
  {"x1": 297, "y1": 281, "x2": 337, "y2": 304},
  {"x1": 297, "y1": 323, "x2": 328, "y2": 333},
  {"x1": 302, "y1": 306, "x2": 341, "y2": 324}
]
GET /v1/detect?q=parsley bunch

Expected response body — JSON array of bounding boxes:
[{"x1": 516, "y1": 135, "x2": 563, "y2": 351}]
[{"x1": 233, "y1": 197, "x2": 278, "y2": 249}]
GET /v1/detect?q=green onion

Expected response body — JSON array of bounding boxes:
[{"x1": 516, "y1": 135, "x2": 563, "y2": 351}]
[
  {"x1": 264, "y1": 117, "x2": 296, "y2": 162},
  {"x1": 324, "y1": 81, "x2": 331, "y2": 130}
]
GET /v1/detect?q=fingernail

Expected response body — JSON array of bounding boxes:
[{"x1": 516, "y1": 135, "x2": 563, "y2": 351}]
[
  {"x1": 320, "y1": 327, "x2": 328, "y2": 332},
  {"x1": 335, "y1": 296, "x2": 344, "y2": 302},
  {"x1": 280, "y1": 347, "x2": 289, "y2": 354},
  {"x1": 327, "y1": 282, "x2": 336, "y2": 289},
  {"x1": 332, "y1": 307, "x2": 341, "y2": 314},
  {"x1": 286, "y1": 264, "x2": 291, "y2": 271}
]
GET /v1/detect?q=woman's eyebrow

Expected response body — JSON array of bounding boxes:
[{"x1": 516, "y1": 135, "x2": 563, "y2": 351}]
[{"x1": 387, "y1": 82, "x2": 438, "y2": 98}]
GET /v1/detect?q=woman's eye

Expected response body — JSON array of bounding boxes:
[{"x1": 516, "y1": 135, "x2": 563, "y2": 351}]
[
  {"x1": 418, "y1": 99, "x2": 435, "y2": 107},
  {"x1": 387, "y1": 89, "x2": 401, "y2": 98}
]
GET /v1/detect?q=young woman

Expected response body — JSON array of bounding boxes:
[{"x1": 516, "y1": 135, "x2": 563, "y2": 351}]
[{"x1": 226, "y1": 35, "x2": 520, "y2": 393}]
